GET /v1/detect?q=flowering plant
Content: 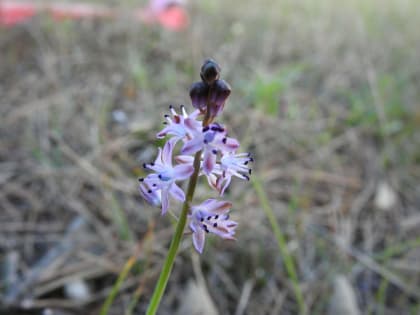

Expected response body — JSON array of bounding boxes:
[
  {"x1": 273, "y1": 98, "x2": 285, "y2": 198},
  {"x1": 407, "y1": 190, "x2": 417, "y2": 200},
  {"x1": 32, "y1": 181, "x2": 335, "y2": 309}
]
[{"x1": 140, "y1": 59, "x2": 252, "y2": 314}]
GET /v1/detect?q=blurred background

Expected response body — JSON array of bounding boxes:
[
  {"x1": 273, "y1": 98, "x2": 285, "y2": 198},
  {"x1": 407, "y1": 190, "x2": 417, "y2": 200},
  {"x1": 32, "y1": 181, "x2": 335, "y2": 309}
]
[{"x1": 1, "y1": 0, "x2": 420, "y2": 314}]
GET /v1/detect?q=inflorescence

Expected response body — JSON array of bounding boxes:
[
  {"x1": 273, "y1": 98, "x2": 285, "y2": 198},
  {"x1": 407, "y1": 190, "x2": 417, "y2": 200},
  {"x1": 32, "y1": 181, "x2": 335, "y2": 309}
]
[{"x1": 138, "y1": 59, "x2": 253, "y2": 253}]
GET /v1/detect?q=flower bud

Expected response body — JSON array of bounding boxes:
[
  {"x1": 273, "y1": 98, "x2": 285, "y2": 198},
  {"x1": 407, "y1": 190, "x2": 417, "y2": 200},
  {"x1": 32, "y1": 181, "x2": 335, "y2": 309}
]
[
  {"x1": 189, "y1": 81, "x2": 209, "y2": 110},
  {"x1": 208, "y1": 79, "x2": 231, "y2": 117},
  {"x1": 200, "y1": 59, "x2": 221, "y2": 85},
  {"x1": 190, "y1": 59, "x2": 231, "y2": 118}
]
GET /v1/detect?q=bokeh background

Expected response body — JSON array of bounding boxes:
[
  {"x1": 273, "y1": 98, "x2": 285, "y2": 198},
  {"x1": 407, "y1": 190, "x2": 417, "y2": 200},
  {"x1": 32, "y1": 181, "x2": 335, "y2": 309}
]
[{"x1": 1, "y1": 0, "x2": 420, "y2": 314}]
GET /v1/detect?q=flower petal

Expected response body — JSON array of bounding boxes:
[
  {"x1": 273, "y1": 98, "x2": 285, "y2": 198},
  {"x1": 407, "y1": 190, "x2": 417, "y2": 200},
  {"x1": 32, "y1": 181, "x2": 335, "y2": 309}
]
[
  {"x1": 219, "y1": 137, "x2": 240, "y2": 152},
  {"x1": 161, "y1": 139, "x2": 174, "y2": 166},
  {"x1": 186, "y1": 108, "x2": 200, "y2": 119},
  {"x1": 156, "y1": 126, "x2": 184, "y2": 141},
  {"x1": 150, "y1": 147, "x2": 164, "y2": 169},
  {"x1": 156, "y1": 126, "x2": 171, "y2": 138},
  {"x1": 206, "y1": 173, "x2": 219, "y2": 190},
  {"x1": 169, "y1": 182, "x2": 185, "y2": 202},
  {"x1": 175, "y1": 155, "x2": 194, "y2": 164},
  {"x1": 139, "y1": 183, "x2": 161, "y2": 207},
  {"x1": 173, "y1": 164, "x2": 194, "y2": 180},
  {"x1": 201, "y1": 199, "x2": 232, "y2": 215},
  {"x1": 219, "y1": 175, "x2": 232, "y2": 196},
  {"x1": 191, "y1": 224, "x2": 206, "y2": 254},
  {"x1": 181, "y1": 136, "x2": 203, "y2": 155},
  {"x1": 184, "y1": 117, "x2": 202, "y2": 132},
  {"x1": 161, "y1": 187, "x2": 170, "y2": 215},
  {"x1": 203, "y1": 150, "x2": 216, "y2": 175},
  {"x1": 207, "y1": 221, "x2": 237, "y2": 239}
]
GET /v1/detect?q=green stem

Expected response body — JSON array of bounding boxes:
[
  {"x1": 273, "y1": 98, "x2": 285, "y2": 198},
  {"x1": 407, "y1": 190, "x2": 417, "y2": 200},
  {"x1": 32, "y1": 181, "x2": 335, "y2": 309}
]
[{"x1": 146, "y1": 149, "x2": 202, "y2": 315}]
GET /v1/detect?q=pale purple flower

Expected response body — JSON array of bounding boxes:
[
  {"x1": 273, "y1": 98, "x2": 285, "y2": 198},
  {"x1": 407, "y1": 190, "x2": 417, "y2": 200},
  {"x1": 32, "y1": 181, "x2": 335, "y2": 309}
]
[
  {"x1": 176, "y1": 151, "x2": 253, "y2": 195},
  {"x1": 216, "y1": 152, "x2": 253, "y2": 195},
  {"x1": 139, "y1": 139, "x2": 194, "y2": 215},
  {"x1": 175, "y1": 154, "x2": 220, "y2": 190},
  {"x1": 138, "y1": 180, "x2": 161, "y2": 207},
  {"x1": 189, "y1": 199, "x2": 237, "y2": 253},
  {"x1": 156, "y1": 105, "x2": 201, "y2": 145},
  {"x1": 181, "y1": 123, "x2": 239, "y2": 174}
]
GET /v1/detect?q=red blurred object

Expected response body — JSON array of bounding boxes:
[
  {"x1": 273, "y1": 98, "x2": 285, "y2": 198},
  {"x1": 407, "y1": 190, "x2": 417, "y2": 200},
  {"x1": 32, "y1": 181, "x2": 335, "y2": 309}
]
[
  {"x1": 157, "y1": 6, "x2": 188, "y2": 31},
  {"x1": 136, "y1": 5, "x2": 188, "y2": 31},
  {"x1": 49, "y1": 3, "x2": 111, "y2": 20},
  {"x1": 0, "y1": 0, "x2": 188, "y2": 30},
  {"x1": 0, "y1": 1, "x2": 36, "y2": 26}
]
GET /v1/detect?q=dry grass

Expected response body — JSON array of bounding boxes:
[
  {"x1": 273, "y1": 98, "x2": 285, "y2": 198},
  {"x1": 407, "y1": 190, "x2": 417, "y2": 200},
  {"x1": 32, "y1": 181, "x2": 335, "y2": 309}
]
[{"x1": 1, "y1": 0, "x2": 420, "y2": 314}]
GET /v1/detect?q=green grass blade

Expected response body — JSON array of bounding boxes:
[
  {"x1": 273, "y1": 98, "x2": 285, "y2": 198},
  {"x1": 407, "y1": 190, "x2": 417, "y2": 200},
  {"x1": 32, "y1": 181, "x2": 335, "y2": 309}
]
[
  {"x1": 251, "y1": 175, "x2": 306, "y2": 314},
  {"x1": 100, "y1": 255, "x2": 137, "y2": 315}
]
